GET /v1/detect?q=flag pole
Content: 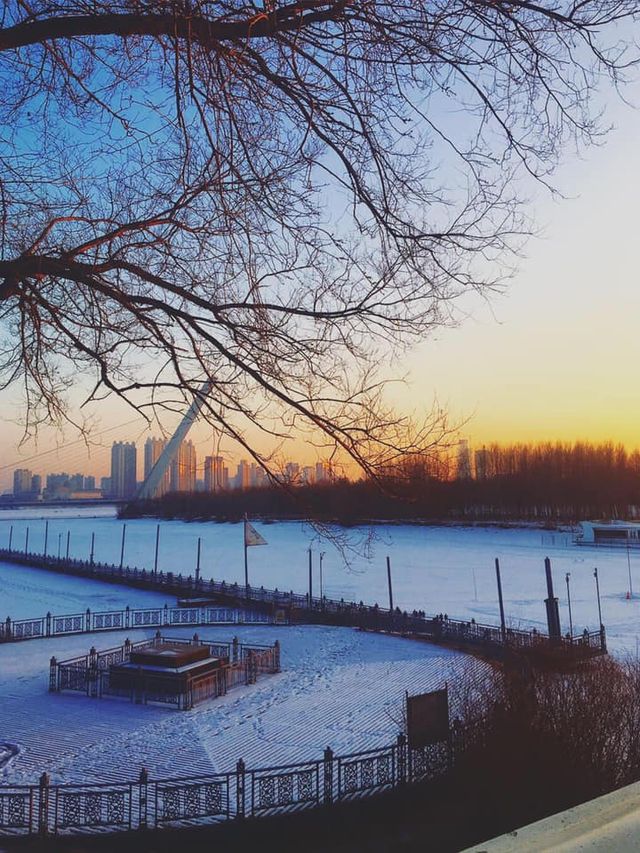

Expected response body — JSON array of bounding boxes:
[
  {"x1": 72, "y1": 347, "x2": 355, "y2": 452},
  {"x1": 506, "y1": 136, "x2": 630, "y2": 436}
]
[{"x1": 244, "y1": 514, "x2": 249, "y2": 594}]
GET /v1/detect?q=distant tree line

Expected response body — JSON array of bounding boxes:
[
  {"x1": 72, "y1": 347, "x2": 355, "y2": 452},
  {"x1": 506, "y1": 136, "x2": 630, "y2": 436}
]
[{"x1": 123, "y1": 442, "x2": 640, "y2": 525}]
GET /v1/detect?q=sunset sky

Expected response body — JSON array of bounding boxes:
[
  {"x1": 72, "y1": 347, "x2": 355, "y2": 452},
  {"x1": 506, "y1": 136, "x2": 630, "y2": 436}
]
[{"x1": 1, "y1": 82, "x2": 640, "y2": 490}]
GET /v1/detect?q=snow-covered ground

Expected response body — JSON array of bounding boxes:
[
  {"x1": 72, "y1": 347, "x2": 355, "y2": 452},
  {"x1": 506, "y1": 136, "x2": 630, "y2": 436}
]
[
  {"x1": 0, "y1": 624, "x2": 465, "y2": 786},
  {"x1": 1, "y1": 508, "x2": 639, "y2": 652}
]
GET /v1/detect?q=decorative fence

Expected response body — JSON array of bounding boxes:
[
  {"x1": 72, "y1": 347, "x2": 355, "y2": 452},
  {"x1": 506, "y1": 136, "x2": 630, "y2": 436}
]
[
  {"x1": 0, "y1": 544, "x2": 606, "y2": 659},
  {"x1": 50, "y1": 633, "x2": 281, "y2": 710},
  {"x1": 0, "y1": 603, "x2": 273, "y2": 644},
  {"x1": 0, "y1": 729, "x2": 469, "y2": 837}
]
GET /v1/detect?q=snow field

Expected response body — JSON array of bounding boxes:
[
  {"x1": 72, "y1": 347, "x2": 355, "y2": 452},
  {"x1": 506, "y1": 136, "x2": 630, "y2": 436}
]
[{"x1": 0, "y1": 624, "x2": 466, "y2": 787}]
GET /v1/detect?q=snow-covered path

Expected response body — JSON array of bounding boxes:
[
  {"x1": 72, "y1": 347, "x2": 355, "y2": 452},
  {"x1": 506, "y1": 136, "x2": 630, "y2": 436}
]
[{"x1": 0, "y1": 625, "x2": 465, "y2": 786}]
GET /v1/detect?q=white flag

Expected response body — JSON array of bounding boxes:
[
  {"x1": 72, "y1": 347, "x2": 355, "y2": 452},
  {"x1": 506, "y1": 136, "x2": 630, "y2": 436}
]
[{"x1": 244, "y1": 520, "x2": 268, "y2": 547}]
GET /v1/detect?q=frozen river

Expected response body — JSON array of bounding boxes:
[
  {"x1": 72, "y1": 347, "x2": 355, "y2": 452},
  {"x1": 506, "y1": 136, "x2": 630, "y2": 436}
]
[
  {"x1": 0, "y1": 506, "x2": 637, "y2": 788},
  {"x1": 0, "y1": 506, "x2": 639, "y2": 653}
]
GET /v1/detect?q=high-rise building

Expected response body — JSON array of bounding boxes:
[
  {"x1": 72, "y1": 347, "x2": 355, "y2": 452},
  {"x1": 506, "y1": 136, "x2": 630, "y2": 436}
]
[
  {"x1": 45, "y1": 472, "x2": 70, "y2": 497},
  {"x1": 204, "y1": 455, "x2": 228, "y2": 491},
  {"x1": 284, "y1": 462, "x2": 300, "y2": 484},
  {"x1": 144, "y1": 437, "x2": 170, "y2": 498},
  {"x1": 84, "y1": 475, "x2": 96, "y2": 491},
  {"x1": 234, "y1": 459, "x2": 251, "y2": 490},
  {"x1": 252, "y1": 465, "x2": 267, "y2": 488},
  {"x1": 13, "y1": 468, "x2": 33, "y2": 496},
  {"x1": 169, "y1": 440, "x2": 197, "y2": 493},
  {"x1": 315, "y1": 461, "x2": 330, "y2": 483},
  {"x1": 69, "y1": 473, "x2": 84, "y2": 491},
  {"x1": 100, "y1": 476, "x2": 111, "y2": 495},
  {"x1": 301, "y1": 466, "x2": 315, "y2": 485},
  {"x1": 456, "y1": 440, "x2": 472, "y2": 480},
  {"x1": 31, "y1": 474, "x2": 42, "y2": 496},
  {"x1": 110, "y1": 442, "x2": 137, "y2": 498},
  {"x1": 474, "y1": 447, "x2": 490, "y2": 480}
]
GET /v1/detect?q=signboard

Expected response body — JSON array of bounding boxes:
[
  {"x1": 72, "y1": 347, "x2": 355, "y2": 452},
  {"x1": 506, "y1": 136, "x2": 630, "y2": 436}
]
[{"x1": 406, "y1": 687, "x2": 449, "y2": 748}]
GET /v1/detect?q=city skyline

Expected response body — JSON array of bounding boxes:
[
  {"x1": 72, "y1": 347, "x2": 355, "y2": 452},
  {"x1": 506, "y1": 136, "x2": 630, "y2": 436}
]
[{"x1": 5, "y1": 437, "x2": 334, "y2": 499}]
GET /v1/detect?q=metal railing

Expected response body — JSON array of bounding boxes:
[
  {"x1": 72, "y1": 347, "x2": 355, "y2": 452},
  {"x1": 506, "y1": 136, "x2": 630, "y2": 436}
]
[
  {"x1": 0, "y1": 729, "x2": 470, "y2": 837},
  {"x1": 0, "y1": 603, "x2": 272, "y2": 644},
  {"x1": 50, "y1": 634, "x2": 280, "y2": 709},
  {"x1": 0, "y1": 544, "x2": 607, "y2": 658}
]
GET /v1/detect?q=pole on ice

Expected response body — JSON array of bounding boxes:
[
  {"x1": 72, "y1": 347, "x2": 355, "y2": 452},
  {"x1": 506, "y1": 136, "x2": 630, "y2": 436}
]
[
  {"x1": 495, "y1": 558, "x2": 506, "y2": 640},
  {"x1": 153, "y1": 524, "x2": 160, "y2": 575},
  {"x1": 119, "y1": 524, "x2": 127, "y2": 569},
  {"x1": 544, "y1": 557, "x2": 561, "y2": 640}
]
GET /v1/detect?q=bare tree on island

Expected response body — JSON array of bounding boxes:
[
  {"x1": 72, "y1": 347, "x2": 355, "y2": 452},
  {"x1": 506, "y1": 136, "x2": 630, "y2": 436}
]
[{"x1": 0, "y1": 1, "x2": 637, "y2": 479}]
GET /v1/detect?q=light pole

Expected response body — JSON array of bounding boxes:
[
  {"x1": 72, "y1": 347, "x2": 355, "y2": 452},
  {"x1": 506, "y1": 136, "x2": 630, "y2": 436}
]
[
  {"x1": 57, "y1": 533, "x2": 61, "y2": 559},
  {"x1": 565, "y1": 572, "x2": 573, "y2": 640},
  {"x1": 594, "y1": 567, "x2": 603, "y2": 629},
  {"x1": 627, "y1": 535, "x2": 634, "y2": 599},
  {"x1": 319, "y1": 552, "x2": 325, "y2": 600}
]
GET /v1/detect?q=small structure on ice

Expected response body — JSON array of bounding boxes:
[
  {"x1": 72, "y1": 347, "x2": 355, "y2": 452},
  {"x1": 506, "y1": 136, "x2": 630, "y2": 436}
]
[{"x1": 49, "y1": 633, "x2": 280, "y2": 710}]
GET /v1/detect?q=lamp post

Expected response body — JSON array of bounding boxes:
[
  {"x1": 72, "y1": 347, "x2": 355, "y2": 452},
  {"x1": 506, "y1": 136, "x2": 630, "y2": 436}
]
[
  {"x1": 57, "y1": 533, "x2": 61, "y2": 559},
  {"x1": 319, "y1": 551, "x2": 325, "y2": 600},
  {"x1": 627, "y1": 535, "x2": 634, "y2": 599},
  {"x1": 308, "y1": 548, "x2": 313, "y2": 605},
  {"x1": 594, "y1": 567, "x2": 603, "y2": 629},
  {"x1": 565, "y1": 572, "x2": 573, "y2": 640}
]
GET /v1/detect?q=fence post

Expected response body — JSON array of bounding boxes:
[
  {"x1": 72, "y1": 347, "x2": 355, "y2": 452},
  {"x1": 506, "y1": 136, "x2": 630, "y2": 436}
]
[
  {"x1": 236, "y1": 759, "x2": 246, "y2": 819},
  {"x1": 323, "y1": 747, "x2": 334, "y2": 805},
  {"x1": 85, "y1": 608, "x2": 91, "y2": 633},
  {"x1": 396, "y1": 733, "x2": 407, "y2": 785},
  {"x1": 38, "y1": 772, "x2": 50, "y2": 836},
  {"x1": 45, "y1": 611, "x2": 51, "y2": 637},
  {"x1": 273, "y1": 640, "x2": 281, "y2": 673},
  {"x1": 125, "y1": 606, "x2": 130, "y2": 629},
  {"x1": 88, "y1": 646, "x2": 98, "y2": 698},
  {"x1": 164, "y1": 603, "x2": 169, "y2": 625},
  {"x1": 138, "y1": 768, "x2": 149, "y2": 829},
  {"x1": 5, "y1": 617, "x2": 10, "y2": 640},
  {"x1": 49, "y1": 657, "x2": 57, "y2": 692},
  {"x1": 232, "y1": 636, "x2": 239, "y2": 663}
]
